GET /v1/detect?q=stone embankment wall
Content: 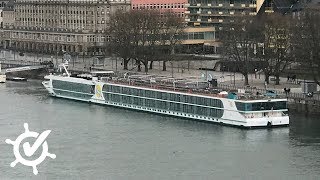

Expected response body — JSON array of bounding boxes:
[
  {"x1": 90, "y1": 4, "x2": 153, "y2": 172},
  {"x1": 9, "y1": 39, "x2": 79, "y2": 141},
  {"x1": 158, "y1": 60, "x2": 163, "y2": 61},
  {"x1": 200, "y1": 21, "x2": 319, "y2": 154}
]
[{"x1": 288, "y1": 99, "x2": 320, "y2": 115}]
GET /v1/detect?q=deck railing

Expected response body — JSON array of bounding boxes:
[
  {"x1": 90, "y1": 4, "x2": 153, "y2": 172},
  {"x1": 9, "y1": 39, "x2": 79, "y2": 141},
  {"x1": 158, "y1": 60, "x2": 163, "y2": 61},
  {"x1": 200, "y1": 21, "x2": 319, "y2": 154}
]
[{"x1": 217, "y1": 84, "x2": 320, "y2": 101}]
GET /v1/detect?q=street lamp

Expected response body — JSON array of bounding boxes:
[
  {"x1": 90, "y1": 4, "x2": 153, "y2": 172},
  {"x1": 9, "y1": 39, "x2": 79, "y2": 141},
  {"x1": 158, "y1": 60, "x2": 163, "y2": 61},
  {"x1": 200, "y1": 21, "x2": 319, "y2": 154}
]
[{"x1": 55, "y1": 51, "x2": 59, "y2": 68}]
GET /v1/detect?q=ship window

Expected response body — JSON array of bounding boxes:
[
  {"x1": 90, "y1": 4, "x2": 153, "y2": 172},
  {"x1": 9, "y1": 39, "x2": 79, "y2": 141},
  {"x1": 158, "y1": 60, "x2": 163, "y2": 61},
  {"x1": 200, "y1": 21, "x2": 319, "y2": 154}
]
[
  {"x1": 91, "y1": 85, "x2": 95, "y2": 94},
  {"x1": 156, "y1": 91, "x2": 162, "y2": 99},
  {"x1": 161, "y1": 92, "x2": 167, "y2": 100},
  {"x1": 122, "y1": 87, "x2": 129, "y2": 94},
  {"x1": 236, "y1": 101, "x2": 287, "y2": 111},
  {"x1": 133, "y1": 97, "x2": 139, "y2": 105},
  {"x1": 113, "y1": 86, "x2": 121, "y2": 93}
]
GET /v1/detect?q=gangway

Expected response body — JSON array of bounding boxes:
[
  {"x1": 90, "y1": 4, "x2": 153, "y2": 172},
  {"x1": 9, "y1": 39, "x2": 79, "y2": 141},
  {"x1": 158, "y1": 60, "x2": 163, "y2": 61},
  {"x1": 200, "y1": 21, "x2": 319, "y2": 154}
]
[
  {"x1": 3, "y1": 65, "x2": 47, "y2": 73},
  {"x1": 0, "y1": 59, "x2": 50, "y2": 74}
]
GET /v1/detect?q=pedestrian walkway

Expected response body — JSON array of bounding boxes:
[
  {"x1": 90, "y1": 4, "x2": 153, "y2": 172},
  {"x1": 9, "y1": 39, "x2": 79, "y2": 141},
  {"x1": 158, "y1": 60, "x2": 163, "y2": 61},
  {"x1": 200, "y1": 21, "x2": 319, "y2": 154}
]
[{"x1": 2, "y1": 50, "x2": 316, "y2": 95}]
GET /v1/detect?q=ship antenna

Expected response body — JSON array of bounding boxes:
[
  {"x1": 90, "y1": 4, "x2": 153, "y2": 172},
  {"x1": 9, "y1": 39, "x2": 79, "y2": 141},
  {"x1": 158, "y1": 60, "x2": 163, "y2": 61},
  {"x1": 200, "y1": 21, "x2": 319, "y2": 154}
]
[{"x1": 59, "y1": 62, "x2": 70, "y2": 77}]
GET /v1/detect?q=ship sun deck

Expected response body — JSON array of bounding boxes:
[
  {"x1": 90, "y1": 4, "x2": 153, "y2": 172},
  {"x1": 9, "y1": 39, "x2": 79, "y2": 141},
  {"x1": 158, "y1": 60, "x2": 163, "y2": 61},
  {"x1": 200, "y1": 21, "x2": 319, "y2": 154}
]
[{"x1": 86, "y1": 73, "x2": 287, "y2": 102}]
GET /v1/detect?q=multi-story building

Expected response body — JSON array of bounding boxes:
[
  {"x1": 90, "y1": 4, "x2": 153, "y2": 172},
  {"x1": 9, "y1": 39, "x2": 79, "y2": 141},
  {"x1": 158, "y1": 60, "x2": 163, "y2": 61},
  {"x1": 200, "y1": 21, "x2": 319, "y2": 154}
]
[
  {"x1": 1, "y1": 0, "x2": 130, "y2": 56},
  {"x1": 0, "y1": 1, "x2": 9, "y2": 28},
  {"x1": 185, "y1": 0, "x2": 266, "y2": 28},
  {"x1": 131, "y1": 0, "x2": 187, "y2": 17},
  {"x1": 185, "y1": 0, "x2": 303, "y2": 28},
  {"x1": 183, "y1": 0, "x2": 302, "y2": 53}
]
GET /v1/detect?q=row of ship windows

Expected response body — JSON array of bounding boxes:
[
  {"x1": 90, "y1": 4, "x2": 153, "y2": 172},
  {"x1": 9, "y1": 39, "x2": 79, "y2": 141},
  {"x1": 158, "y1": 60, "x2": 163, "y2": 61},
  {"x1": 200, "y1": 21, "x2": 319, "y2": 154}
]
[
  {"x1": 103, "y1": 85, "x2": 223, "y2": 108},
  {"x1": 52, "y1": 80, "x2": 93, "y2": 94},
  {"x1": 235, "y1": 101, "x2": 287, "y2": 111},
  {"x1": 52, "y1": 81, "x2": 224, "y2": 112},
  {"x1": 51, "y1": 81, "x2": 223, "y2": 118},
  {"x1": 55, "y1": 90, "x2": 93, "y2": 100},
  {"x1": 105, "y1": 93, "x2": 223, "y2": 118}
]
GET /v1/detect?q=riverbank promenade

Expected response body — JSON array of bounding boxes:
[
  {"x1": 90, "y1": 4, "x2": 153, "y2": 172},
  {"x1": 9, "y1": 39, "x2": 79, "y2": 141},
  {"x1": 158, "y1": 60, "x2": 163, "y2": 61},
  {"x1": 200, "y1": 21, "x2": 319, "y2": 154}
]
[{"x1": 1, "y1": 51, "x2": 318, "y2": 99}]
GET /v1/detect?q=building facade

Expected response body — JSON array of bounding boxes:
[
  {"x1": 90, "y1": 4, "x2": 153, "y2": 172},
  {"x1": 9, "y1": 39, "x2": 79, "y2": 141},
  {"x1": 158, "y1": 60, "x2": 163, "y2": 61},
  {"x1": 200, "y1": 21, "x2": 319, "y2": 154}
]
[
  {"x1": 185, "y1": 0, "x2": 267, "y2": 28},
  {"x1": 2, "y1": 0, "x2": 130, "y2": 56},
  {"x1": 182, "y1": 0, "x2": 302, "y2": 53},
  {"x1": 131, "y1": 0, "x2": 187, "y2": 17},
  {"x1": 0, "y1": 1, "x2": 9, "y2": 28}
]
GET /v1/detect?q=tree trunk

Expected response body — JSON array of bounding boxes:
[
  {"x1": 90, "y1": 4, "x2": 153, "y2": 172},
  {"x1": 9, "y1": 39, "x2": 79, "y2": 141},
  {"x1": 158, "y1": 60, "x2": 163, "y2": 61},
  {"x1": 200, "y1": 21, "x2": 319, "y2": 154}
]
[
  {"x1": 123, "y1": 58, "x2": 129, "y2": 70},
  {"x1": 144, "y1": 61, "x2": 148, "y2": 73},
  {"x1": 265, "y1": 74, "x2": 270, "y2": 84},
  {"x1": 136, "y1": 60, "x2": 141, "y2": 72},
  {"x1": 162, "y1": 61, "x2": 167, "y2": 71},
  {"x1": 275, "y1": 74, "x2": 280, "y2": 85},
  {"x1": 149, "y1": 61, "x2": 153, "y2": 70},
  {"x1": 244, "y1": 74, "x2": 249, "y2": 86}
]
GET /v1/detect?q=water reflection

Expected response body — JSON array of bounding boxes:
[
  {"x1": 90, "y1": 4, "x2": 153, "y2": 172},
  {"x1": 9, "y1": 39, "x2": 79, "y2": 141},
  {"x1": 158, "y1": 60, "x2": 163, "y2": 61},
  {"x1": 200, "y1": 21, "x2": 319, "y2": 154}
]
[
  {"x1": 289, "y1": 114, "x2": 320, "y2": 146},
  {"x1": 1, "y1": 81, "x2": 320, "y2": 179}
]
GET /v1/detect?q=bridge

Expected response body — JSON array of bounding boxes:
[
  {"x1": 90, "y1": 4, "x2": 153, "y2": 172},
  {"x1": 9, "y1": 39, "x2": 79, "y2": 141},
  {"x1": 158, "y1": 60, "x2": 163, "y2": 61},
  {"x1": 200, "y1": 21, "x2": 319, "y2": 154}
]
[{"x1": 0, "y1": 59, "x2": 51, "y2": 74}]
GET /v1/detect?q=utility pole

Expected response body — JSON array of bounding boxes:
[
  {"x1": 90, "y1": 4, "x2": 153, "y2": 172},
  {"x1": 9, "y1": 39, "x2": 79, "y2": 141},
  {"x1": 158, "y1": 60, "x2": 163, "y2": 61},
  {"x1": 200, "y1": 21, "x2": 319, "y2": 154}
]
[
  {"x1": 171, "y1": 61, "x2": 174, "y2": 78},
  {"x1": 116, "y1": 56, "x2": 118, "y2": 71},
  {"x1": 233, "y1": 71, "x2": 236, "y2": 86}
]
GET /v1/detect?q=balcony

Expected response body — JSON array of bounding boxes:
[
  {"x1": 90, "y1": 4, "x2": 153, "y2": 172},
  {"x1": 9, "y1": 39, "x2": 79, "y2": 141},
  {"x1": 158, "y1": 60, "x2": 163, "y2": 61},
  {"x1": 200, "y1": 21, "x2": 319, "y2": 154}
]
[
  {"x1": 193, "y1": 22, "x2": 200, "y2": 26},
  {"x1": 265, "y1": 7, "x2": 274, "y2": 13}
]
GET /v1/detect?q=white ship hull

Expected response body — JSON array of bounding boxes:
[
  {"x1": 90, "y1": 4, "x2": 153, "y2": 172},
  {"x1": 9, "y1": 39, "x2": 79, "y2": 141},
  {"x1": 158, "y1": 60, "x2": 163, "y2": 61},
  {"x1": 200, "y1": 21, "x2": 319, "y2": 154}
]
[{"x1": 42, "y1": 75, "x2": 289, "y2": 128}]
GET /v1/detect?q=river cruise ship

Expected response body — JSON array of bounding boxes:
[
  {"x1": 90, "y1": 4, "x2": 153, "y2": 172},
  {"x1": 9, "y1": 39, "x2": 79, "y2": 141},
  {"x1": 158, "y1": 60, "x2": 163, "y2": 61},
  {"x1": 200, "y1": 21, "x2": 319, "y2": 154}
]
[{"x1": 42, "y1": 63, "x2": 289, "y2": 128}]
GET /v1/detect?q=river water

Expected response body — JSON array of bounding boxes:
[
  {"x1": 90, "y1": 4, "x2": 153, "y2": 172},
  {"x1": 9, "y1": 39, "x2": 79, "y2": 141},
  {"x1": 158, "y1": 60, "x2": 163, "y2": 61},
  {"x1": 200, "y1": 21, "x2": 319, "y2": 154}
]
[{"x1": 0, "y1": 81, "x2": 320, "y2": 180}]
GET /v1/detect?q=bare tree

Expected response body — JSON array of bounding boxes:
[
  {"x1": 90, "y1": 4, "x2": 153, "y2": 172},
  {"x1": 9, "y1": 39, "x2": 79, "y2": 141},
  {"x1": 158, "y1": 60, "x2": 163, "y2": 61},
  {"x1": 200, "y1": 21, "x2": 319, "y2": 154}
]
[
  {"x1": 134, "y1": 10, "x2": 162, "y2": 73},
  {"x1": 108, "y1": 10, "x2": 133, "y2": 70},
  {"x1": 159, "y1": 11, "x2": 185, "y2": 71},
  {"x1": 220, "y1": 16, "x2": 259, "y2": 86},
  {"x1": 291, "y1": 8, "x2": 320, "y2": 85},
  {"x1": 256, "y1": 13, "x2": 292, "y2": 85},
  {"x1": 108, "y1": 9, "x2": 184, "y2": 73}
]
